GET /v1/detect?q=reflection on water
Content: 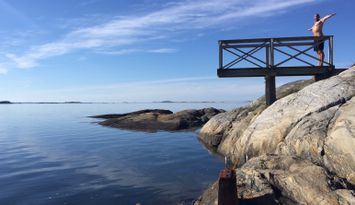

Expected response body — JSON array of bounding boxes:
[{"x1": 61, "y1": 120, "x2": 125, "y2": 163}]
[{"x1": 0, "y1": 103, "x2": 240, "y2": 205}]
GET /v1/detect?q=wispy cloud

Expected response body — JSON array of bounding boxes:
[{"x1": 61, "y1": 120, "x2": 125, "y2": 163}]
[
  {"x1": 4, "y1": 0, "x2": 316, "y2": 69},
  {"x1": 97, "y1": 48, "x2": 177, "y2": 55},
  {"x1": 148, "y1": 48, "x2": 177, "y2": 54}
]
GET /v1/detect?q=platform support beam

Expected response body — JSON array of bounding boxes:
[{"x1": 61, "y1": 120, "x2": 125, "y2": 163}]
[{"x1": 265, "y1": 75, "x2": 276, "y2": 105}]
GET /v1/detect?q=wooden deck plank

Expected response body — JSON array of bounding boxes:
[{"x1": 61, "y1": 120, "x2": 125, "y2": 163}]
[{"x1": 217, "y1": 67, "x2": 340, "y2": 77}]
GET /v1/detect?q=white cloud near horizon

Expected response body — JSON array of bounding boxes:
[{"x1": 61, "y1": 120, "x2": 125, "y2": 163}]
[{"x1": 4, "y1": 0, "x2": 316, "y2": 69}]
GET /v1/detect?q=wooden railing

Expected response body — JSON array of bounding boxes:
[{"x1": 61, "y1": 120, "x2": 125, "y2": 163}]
[
  {"x1": 216, "y1": 36, "x2": 344, "y2": 105},
  {"x1": 218, "y1": 36, "x2": 334, "y2": 77}
]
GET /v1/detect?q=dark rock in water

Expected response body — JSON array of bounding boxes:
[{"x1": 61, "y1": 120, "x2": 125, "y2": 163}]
[
  {"x1": 92, "y1": 109, "x2": 173, "y2": 119},
  {"x1": 92, "y1": 108, "x2": 224, "y2": 132}
]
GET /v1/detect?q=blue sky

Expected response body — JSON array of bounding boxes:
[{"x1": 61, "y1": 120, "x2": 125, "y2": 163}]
[{"x1": 0, "y1": 0, "x2": 354, "y2": 102}]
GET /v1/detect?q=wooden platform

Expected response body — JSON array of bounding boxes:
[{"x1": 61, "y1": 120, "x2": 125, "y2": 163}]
[{"x1": 217, "y1": 36, "x2": 346, "y2": 105}]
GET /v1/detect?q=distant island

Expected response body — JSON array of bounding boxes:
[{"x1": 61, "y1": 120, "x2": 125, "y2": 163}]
[
  {"x1": 152, "y1": 100, "x2": 224, "y2": 103},
  {"x1": 0, "y1": 101, "x2": 84, "y2": 104},
  {"x1": 64, "y1": 101, "x2": 82, "y2": 104},
  {"x1": 0, "y1": 101, "x2": 241, "y2": 104}
]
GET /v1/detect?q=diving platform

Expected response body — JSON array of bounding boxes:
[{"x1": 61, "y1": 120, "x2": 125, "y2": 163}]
[{"x1": 217, "y1": 36, "x2": 346, "y2": 105}]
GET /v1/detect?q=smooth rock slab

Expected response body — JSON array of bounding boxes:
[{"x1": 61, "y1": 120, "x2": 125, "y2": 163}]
[
  {"x1": 335, "y1": 189, "x2": 355, "y2": 205},
  {"x1": 277, "y1": 105, "x2": 339, "y2": 166},
  {"x1": 230, "y1": 67, "x2": 355, "y2": 164},
  {"x1": 244, "y1": 155, "x2": 340, "y2": 205},
  {"x1": 324, "y1": 97, "x2": 355, "y2": 185},
  {"x1": 199, "y1": 79, "x2": 313, "y2": 155}
]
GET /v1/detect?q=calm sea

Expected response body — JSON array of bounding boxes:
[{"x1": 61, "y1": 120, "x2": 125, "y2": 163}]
[{"x1": 0, "y1": 102, "x2": 241, "y2": 205}]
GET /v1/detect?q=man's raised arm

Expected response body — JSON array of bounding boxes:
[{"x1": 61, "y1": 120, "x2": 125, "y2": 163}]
[{"x1": 320, "y1": 13, "x2": 336, "y2": 22}]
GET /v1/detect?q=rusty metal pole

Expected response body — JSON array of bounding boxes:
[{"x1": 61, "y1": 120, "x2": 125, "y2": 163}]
[{"x1": 218, "y1": 168, "x2": 238, "y2": 205}]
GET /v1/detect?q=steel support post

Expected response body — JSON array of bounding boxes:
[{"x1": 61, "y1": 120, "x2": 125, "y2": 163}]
[{"x1": 265, "y1": 75, "x2": 276, "y2": 105}]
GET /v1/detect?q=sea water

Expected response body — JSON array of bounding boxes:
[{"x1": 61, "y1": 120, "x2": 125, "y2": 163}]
[{"x1": 0, "y1": 102, "x2": 241, "y2": 205}]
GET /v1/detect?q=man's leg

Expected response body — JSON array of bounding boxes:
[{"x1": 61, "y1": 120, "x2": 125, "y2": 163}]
[
  {"x1": 317, "y1": 50, "x2": 324, "y2": 66},
  {"x1": 320, "y1": 50, "x2": 324, "y2": 66}
]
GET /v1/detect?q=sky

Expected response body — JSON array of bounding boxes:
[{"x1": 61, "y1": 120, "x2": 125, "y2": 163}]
[{"x1": 0, "y1": 0, "x2": 354, "y2": 102}]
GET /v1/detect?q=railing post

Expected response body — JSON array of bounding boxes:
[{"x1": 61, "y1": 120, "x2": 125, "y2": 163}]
[
  {"x1": 329, "y1": 36, "x2": 334, "y2": 66},
  {"x1": 219, "y1": 41, "x2": 223, "y2": 69},
  {"x1": 270, "y1": 38, "x2": 274, "y2": 67},
  {"x1": 327, "y1": 37, "x2": 330, "y2": 65},
  {"x1": 266, "y1": 43, "x2": 270, "y2": 68}
]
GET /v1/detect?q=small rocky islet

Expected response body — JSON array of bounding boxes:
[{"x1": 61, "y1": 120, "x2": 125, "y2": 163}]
[{"x1": 92, "y1": 108, "x2": 225, "y2": 132}]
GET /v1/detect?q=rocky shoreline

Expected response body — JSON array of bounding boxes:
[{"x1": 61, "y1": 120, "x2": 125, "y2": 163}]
[
  {"x1": 195, "y1": 66, "x2": 355, "y2": 205},
  {"x1": 91, "y1": 67, "x2": 354, "y2": 204}
]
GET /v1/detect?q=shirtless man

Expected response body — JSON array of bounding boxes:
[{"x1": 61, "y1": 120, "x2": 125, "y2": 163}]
[{"x1": 308, "y1": 13, "x2": 336, "y2": 66}]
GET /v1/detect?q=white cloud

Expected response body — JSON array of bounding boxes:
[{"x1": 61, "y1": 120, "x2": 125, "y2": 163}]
[
  {"x1": 97, "y1": 48, "x2": 177, "y2": 55},
  {"x1": 4, "y1": 0, "x2": 316, "y2": 69},
  {"x1": 147, "y1": 48, "x2": 177, "y2": 53}
]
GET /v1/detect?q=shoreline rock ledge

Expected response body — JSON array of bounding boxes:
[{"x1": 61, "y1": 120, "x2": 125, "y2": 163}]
[
  {"x1": 196, "y1": 66, "x2": 355, "y2": 205},
  {"x1": 92, "y1": 108, "x2": 225, "y2": 132}
]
